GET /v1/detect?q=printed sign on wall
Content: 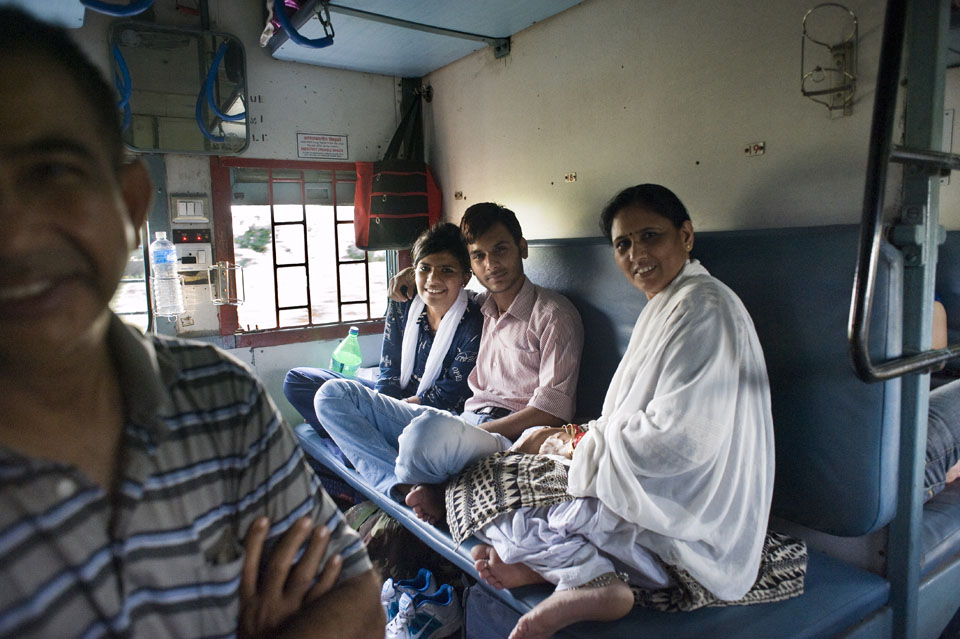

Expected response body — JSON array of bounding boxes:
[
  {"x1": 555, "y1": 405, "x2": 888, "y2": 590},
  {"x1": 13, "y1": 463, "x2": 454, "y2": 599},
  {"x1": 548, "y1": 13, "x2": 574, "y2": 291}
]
[{"x1": 297, "y1": 133, "x2": 348, "y2": 160}]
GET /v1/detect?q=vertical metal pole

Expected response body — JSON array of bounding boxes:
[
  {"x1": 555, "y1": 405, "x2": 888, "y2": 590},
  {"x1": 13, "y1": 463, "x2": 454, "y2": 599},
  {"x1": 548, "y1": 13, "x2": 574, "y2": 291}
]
[
  {"x1": 888, "y1": 1, "x2": 949, "y2": 637},
  {"x1": 300, "y1": 172, "x2": 313, "y2": 324},
  {"x1": 268, "y1": 170, "x2": 281, "y2": 329}
]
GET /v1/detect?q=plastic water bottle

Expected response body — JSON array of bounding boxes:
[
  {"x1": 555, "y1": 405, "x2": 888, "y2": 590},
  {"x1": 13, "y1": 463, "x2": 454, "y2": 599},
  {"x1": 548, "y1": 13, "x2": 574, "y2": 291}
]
[
  {"x1": 330, "y1": 326, "x2": 362, "y2": 377},
  {"x1": 150, "y1": 231, "x2": 184, "y2": 316}
]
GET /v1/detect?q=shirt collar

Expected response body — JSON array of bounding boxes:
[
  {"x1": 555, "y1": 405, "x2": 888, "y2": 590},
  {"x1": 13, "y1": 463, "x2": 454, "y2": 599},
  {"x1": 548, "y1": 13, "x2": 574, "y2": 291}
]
[
  {"x1": 107, "y1": 314, "x2": 176, "y2": 439},
  {"x1": 481, "y1": 275, "x2": 534, "y2": 321},
  {"x1": 0, "y1": 315, "x2": 175, "y2": 467}
]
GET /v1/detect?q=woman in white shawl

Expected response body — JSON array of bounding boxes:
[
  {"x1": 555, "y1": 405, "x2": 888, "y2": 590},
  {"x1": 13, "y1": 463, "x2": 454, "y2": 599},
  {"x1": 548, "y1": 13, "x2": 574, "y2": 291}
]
[{"x1": 470, "y1": 184, "x2": 775, "y2": 639}]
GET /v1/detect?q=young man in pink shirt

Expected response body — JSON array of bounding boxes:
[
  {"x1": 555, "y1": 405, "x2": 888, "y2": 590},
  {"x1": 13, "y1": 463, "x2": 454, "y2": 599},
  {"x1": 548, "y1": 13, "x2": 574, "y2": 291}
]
[{"x1": 313, "y1": 203, "x2": 584, "y2": 520}]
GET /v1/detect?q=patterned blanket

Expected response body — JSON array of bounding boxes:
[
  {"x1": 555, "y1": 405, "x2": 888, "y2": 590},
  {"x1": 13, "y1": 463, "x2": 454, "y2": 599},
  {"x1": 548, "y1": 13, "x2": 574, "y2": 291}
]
[
  {"x1": 445, "y1": 451, "x2": 572, "y2": 545},
  {"x1": 445, "y1": 452, "x2": 807, "y2": 612}
]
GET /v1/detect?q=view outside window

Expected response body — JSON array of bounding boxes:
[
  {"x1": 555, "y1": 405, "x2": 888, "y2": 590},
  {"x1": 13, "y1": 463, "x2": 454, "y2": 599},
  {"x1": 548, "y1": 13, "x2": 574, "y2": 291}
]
[
  {"x1": 110, "y1": 233, "x2": 149, "y2": 333},
  {"x1": 229, "y1": 166, "x2": 387, "y2": 332}
]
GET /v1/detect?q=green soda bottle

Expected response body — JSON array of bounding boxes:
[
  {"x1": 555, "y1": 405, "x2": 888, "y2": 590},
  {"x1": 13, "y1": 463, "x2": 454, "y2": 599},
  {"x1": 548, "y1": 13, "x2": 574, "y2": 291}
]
[{"x1": 330, "y1": 326, "x2": 362, "y2": 377}]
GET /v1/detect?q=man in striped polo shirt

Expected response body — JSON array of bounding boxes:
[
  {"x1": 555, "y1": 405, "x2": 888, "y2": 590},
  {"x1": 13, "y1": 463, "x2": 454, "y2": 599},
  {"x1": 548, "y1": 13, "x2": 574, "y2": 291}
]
[{"x1": 0, "y1": 8, "x2": 382, "y2": 638}]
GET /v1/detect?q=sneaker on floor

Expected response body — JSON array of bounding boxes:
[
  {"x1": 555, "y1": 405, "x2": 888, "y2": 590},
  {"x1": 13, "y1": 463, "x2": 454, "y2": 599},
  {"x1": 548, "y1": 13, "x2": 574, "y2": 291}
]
[
  {"x1": 381, "y1": 568, "x2": 438, "y2": 621},
  {"x1": 385, "y1": 584, "x2": 463, "y2": 639}
]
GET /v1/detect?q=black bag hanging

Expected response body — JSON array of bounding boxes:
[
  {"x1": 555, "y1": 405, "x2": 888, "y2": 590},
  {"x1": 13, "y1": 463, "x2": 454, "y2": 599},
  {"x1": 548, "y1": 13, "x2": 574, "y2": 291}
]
[{"x1": 354, "y1": 96, "x2": 442, "y2": 250}]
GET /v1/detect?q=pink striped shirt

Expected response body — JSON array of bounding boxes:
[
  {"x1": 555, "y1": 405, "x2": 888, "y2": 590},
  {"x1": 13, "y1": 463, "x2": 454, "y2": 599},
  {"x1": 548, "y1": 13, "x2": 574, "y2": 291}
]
[{"x1": 464, "y1": 276, "x2": 584, "y2": 421}]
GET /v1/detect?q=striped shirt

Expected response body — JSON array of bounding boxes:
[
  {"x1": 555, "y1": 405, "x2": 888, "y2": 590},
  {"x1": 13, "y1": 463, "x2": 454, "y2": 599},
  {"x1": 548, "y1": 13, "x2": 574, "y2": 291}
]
[
  {"x1": 0, "y1": 316, "x2": 371, "y2": 639},
  {"x1": 464, "y1": 276, "x2": 584, "y2": 421}
]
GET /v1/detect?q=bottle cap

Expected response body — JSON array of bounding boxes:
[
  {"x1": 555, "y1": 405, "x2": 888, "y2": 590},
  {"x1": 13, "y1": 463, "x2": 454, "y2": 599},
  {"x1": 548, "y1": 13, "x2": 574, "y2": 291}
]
[
  {"x1": 349, "y1": 326, "x2": 359, "y2": 335},
  {"x1": 155, "y1": 231, "x2": 167, "y2": 240}
]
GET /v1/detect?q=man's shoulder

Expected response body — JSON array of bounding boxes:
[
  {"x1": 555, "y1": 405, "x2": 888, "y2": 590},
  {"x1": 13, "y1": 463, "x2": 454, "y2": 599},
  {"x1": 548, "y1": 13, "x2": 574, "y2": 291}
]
[
  {"x1": 149, "y1": 333, "x2": 258, "y2": 384},
  {"x1": 529, "y1": 283, "x2": 582, "y2": 323},
  {"x1": 468, "y1": 288, "x2": 489, "y2": 305}
]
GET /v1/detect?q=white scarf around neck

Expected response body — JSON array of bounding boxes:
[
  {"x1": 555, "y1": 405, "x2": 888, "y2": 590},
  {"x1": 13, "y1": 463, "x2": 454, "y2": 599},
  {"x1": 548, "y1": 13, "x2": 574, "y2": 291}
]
[{"x1": 399, "y1": 288, "x2": 469, "y2": 396}]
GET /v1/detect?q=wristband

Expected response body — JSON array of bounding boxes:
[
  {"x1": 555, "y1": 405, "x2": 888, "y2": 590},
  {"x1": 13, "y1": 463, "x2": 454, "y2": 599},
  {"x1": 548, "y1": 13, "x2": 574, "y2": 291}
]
[{"x1": 572, "y1": 429, "x2": 587, "y2": 449}]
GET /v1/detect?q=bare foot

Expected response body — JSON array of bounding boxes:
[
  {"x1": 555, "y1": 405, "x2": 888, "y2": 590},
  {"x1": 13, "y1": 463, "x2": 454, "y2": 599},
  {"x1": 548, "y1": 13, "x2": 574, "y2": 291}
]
[
  {"x1": 470, "y1": 544, "x2": 547, "y2": 590},
  {"x1": 947, "y1": 459, "x2": 960, "y2": 484},
  {"x1": 404, "y1": 484, "x2": 445, "y2": 524},
  {"x1": 509, "y1": 581, "x2": 633, "y2": 639}
]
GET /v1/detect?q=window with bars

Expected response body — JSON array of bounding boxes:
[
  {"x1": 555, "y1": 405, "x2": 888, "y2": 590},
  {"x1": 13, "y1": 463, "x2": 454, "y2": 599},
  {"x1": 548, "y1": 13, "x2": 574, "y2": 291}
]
[{"x1": 211, "y1": 157, "x2": 388, "y2": 342}]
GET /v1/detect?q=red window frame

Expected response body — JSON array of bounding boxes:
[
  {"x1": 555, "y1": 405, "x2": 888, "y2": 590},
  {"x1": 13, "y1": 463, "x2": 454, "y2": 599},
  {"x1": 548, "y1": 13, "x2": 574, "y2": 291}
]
[{"x1": 210, "y1": 156, "x2": 385, "y2": 348}]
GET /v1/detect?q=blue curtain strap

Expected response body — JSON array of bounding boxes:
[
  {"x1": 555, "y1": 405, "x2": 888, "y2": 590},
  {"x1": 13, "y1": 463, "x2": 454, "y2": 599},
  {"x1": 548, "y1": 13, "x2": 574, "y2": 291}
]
[
  {"x1": 195, "y1": 91, "x2": 224, "y2": 143},
  {"x1": 273, "y1": 0, "x2": 334, "y2": 49},
  {"x1": 111, "y1": 44, "x2": 131, "y2": 131},
  {"x1": 204, "y1": 42, "x2": 246, "y2": 122}
]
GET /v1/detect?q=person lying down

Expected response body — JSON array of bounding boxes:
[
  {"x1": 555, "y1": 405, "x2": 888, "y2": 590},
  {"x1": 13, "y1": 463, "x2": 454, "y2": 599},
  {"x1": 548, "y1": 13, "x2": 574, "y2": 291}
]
[{"x1": 447, "y1": 185, "x2": 779, "y2": 639}]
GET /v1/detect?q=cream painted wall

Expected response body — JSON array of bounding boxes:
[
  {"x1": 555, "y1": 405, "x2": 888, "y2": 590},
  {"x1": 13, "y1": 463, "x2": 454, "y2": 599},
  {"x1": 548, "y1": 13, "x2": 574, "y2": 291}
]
[
  {"x1": 227, "y1": 334, "x2": 383, "y2": 428},
  {"x1": 424, "y1": 0, "x2": 896, "y2": 237}
]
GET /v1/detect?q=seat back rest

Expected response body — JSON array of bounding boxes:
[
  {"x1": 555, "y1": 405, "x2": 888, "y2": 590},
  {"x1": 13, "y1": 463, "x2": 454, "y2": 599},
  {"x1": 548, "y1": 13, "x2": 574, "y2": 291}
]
[{"x1": 524, "y1": 225, "x2": 903, "y2": 536}]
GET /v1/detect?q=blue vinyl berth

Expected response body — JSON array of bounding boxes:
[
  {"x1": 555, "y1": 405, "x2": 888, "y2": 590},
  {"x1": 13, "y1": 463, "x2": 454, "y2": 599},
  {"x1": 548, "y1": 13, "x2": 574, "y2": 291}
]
[{"x1": 296, "y1": 225, "x2": 960, "y2": 638}]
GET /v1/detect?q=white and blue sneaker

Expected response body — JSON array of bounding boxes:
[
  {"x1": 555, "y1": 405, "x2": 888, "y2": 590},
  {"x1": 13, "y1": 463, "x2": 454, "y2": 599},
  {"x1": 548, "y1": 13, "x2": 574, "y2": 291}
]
[
  {"x1": 381, "y1": 568, "x2": 438, "y2": 621},
  {"x1": 385, "y1": 583, "x2": 463, "y2": 639}
]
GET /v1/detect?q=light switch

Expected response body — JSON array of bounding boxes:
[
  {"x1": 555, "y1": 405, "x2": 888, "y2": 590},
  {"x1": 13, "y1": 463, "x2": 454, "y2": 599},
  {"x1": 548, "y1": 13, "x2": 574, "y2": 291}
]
[{"x1": 171, "y1": 195, "x2": 210, "y2": 223}]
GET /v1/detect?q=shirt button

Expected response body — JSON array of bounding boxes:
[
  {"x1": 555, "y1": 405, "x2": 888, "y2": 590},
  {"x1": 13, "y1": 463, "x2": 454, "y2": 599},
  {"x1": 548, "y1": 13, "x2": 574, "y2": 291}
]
[{"x1": 56, "y1": 478, "x2": 77, "y2": 499}]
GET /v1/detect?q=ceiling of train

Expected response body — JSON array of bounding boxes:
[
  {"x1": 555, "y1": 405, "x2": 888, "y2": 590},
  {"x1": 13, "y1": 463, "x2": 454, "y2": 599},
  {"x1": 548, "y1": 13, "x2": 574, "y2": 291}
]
[
  {"x1": 266, "y1": 0, "x2": 584, "y2": 77},
  {"x1": 272, "y1": 2, "x2": 960, "y2": 75}
]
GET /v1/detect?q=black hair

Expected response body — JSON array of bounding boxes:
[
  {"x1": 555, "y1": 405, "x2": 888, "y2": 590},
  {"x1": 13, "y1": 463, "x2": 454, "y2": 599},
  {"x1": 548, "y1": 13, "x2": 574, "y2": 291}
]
[
  {"x1": 599, "y1": 184, "x2": 691, "y2": 243},
  {"x1": 411, "y1": 222, "x2": 471, "y2": 273},
  {"x1": 0, "y1": 7, "x2": 124, "y2": 171},
  {"x1": 460, "y1": 202, "x2": 523, "y2": 246}
]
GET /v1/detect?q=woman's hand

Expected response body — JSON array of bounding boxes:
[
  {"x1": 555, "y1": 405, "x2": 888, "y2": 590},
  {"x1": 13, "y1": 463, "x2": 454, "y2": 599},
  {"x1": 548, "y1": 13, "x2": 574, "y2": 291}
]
[
  {"x1": 387, "y1": 267, "x2": 416, "y2": 302},
  {"x1": 513, "y1": 427, "x2": 566, "y2": 454},
  {"x1": 403, "y1": 396, "x2": 421, "y2": 404},
  {"x1": 239, "y1": 516, "x2": 342, "y2": 638},
  {"x1": 538, "y1": 431, "x2": 574, "y2": 458}
]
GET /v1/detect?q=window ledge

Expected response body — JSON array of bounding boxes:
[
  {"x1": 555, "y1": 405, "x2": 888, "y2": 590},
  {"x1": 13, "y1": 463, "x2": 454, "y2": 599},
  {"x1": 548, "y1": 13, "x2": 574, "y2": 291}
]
[{"x1": 226, "y1": 320, "x2": 385, "y2": 349}]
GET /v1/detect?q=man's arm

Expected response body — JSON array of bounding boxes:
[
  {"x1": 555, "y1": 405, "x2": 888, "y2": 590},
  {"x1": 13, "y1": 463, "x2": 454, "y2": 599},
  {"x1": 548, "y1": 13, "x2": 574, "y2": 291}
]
[
  {"x1": 278, "y1": 569, "x2": 383, "y2": 639},
  {"x1": 240, "y1": 516, "x2": 384, "y2": 639},
  {"x1": 232, "y1": 371, "x2": 382, "y2": 638},
  {"x1": 387, "y1": 267, "x2": 416, "y2": 302},
  {"x1": 478, "y1": 406, "x2": 564, "y2": 441}
]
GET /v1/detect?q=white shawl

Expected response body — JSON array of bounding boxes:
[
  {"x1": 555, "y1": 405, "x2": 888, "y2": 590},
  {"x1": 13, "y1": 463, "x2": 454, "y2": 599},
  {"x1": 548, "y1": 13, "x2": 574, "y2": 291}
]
[
  {"x1": 566, "y1": 260, "x2": 775, "y2": 600},
  {"x1": 400, "y1": 289, "x2": 469, "y2": 396}
]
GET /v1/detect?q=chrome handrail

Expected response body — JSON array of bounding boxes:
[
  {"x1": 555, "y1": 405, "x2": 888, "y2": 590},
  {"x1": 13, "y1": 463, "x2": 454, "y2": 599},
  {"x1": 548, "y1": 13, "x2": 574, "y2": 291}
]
[{"x1": 848, "y1": 0, "x2": 960, "y2": 382}]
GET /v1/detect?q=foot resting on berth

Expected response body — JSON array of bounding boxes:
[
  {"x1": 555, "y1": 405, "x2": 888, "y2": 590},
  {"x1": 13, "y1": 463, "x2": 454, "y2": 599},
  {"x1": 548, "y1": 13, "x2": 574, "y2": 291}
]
[
  {"x1": 471, "y1": 544, "x2": 633, "y2": 639},
  {"x1": 510, "y1": 580, "x2": 634, "y2": 639},
  {"x1": 471, "y1": 544, "x2": 546, "y2": 590},
  {"x1": 404, "y1": 483, "x2": 445, "y2": 525}
]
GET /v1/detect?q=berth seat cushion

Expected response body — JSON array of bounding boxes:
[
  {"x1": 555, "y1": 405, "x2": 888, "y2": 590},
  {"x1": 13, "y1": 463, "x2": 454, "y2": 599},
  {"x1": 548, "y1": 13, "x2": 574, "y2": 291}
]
[
  {"x1": 465, "y1": 551, "x2": 888, "y2": 639},
  {"x1": 295, "y1": 423, "x2": 889, "y2": 638}
]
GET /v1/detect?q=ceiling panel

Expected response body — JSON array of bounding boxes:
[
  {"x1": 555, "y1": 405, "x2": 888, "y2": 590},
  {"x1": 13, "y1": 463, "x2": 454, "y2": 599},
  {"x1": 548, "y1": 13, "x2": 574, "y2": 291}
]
[
  {"x1": 0, "y1": 0, "x2": 85, "y2": 28},
  {"x1": 267, "y1": 0, "x2": 582, "y2": 77}
]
